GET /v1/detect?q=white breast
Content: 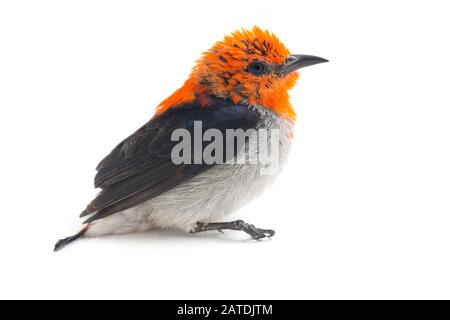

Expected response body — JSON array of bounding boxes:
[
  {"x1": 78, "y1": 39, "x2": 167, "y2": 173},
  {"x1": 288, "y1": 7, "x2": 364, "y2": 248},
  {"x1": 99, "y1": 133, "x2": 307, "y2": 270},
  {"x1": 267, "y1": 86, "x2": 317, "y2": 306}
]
[{"x1": 86, "y1": 106, "x2": 294, "y2": 237}]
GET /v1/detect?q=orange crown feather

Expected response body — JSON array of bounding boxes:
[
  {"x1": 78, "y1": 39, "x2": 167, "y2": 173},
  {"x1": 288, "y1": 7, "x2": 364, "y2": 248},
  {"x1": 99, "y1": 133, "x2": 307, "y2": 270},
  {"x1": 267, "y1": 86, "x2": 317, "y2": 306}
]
[{"x1": 156, "y1": 26, "x2": 299, "y2": 120}]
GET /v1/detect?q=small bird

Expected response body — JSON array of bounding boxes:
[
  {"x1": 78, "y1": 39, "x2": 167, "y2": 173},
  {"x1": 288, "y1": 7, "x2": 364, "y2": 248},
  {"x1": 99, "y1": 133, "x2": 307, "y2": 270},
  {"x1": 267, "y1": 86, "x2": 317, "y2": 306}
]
[{"x1": 55, "y1": 26, "x2": 327, "y2": 251}]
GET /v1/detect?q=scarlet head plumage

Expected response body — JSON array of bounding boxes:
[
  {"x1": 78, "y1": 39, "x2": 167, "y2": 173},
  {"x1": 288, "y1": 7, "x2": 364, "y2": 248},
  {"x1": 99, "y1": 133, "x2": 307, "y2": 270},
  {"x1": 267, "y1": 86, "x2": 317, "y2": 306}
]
[{"x1": 157, "y1": 26, "x2": 327, "y2": 120}]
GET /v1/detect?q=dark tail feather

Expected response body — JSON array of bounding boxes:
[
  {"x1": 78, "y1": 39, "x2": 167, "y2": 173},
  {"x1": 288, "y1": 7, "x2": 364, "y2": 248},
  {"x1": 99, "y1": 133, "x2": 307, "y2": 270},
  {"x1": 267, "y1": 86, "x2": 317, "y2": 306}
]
[
  {"x1": 54, "y1": 224, "x2": 90, "y2": 252},
  {"x1": 79, "y1": 205, "x2": 95, "y2": 218}
]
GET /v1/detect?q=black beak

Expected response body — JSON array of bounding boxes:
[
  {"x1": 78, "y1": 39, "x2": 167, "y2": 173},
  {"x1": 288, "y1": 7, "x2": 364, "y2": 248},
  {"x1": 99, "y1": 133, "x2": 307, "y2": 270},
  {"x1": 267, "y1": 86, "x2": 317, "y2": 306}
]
[{"x1": 278, "y1": 54, "x2": 328, "y2": 75}]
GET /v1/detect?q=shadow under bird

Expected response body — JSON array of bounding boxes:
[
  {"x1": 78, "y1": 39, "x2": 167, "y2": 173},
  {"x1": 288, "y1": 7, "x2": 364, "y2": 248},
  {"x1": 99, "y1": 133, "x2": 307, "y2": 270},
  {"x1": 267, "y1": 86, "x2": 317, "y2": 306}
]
[{"x1": 55, "y1": 26, "x2": 327, "y2": 251}]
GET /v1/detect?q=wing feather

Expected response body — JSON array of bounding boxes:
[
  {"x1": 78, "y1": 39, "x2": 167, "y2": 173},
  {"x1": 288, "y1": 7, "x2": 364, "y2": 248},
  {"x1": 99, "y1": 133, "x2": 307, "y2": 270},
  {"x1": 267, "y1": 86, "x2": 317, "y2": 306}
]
[{"x1": 81, "y1": 100, "x2": 260, "y2": 223}]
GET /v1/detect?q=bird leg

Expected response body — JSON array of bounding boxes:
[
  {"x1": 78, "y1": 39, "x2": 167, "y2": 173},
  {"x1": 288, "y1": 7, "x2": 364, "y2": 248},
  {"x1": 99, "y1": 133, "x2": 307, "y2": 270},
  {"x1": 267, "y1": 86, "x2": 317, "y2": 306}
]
[{"x1": 192, "y1": 220, "x2": 275, "y2": 240}]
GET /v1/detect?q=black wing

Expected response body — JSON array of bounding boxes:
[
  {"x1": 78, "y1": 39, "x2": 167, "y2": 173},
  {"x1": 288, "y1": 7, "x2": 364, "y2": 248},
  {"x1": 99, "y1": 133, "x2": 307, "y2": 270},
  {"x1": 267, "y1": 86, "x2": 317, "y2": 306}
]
[{"x1": 81, "y1": 100, "x2": 260, "y2": 223}]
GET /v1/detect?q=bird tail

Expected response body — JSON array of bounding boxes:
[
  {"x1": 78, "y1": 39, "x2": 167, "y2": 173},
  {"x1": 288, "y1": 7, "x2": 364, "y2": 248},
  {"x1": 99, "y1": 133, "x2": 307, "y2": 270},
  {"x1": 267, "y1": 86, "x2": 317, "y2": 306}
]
[{"x1": 54, "y1": 223, "x2": 91, "y2": 252}]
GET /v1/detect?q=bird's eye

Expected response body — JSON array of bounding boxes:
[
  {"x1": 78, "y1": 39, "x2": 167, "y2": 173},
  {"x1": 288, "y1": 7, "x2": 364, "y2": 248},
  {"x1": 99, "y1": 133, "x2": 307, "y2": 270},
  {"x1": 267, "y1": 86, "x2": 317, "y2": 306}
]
[
  {"x1": 246, "y1": 60, "x2": 269, "y2": 76},
  {"x1": 285, "y1": 56, "x2": 297, "y2": 63}
]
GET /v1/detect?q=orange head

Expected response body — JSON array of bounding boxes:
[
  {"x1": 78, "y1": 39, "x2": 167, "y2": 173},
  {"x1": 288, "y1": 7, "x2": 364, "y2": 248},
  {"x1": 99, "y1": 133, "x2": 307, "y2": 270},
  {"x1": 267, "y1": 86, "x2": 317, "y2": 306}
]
[{"x1": 156, "y1": 26, "x2": 327, "y2": 121}]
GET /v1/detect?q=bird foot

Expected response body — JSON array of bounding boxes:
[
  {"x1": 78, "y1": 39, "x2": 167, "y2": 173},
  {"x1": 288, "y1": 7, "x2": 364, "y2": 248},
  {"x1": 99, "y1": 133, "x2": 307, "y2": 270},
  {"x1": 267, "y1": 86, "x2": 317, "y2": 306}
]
[{"x1": 192, "y1": 220, "x2": 275, "y2": 240}]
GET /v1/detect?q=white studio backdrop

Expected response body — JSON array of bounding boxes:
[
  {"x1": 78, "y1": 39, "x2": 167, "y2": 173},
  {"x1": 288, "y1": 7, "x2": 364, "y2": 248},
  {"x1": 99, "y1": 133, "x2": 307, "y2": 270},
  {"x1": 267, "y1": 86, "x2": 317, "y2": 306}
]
[{"x1": 0, "y1": 0, "x2": 449, "y2": 299}]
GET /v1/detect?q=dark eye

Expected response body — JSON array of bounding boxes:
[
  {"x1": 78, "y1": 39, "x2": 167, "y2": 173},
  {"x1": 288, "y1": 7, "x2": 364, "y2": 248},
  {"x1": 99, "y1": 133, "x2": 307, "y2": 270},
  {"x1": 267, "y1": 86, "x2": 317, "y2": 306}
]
[
  {"x1": 246, "y1": 60, "x2": 269, "y2": 76},
  {"x1": 285, "y1": 56, "x2": 297, "y2": 63}
]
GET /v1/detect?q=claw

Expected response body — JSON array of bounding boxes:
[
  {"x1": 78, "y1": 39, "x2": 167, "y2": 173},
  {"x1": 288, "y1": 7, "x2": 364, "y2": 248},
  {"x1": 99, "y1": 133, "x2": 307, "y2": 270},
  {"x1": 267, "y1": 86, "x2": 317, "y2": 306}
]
[{"x1": 247, "y1": 226, "x2": 275, "y2": 240}]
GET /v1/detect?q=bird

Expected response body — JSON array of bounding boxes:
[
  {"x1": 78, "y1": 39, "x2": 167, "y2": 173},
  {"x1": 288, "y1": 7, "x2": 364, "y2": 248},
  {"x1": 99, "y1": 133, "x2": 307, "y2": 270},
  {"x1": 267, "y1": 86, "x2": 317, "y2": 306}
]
[{"x1": 54, "y1": 26, "x2": 327, "y2": 251}]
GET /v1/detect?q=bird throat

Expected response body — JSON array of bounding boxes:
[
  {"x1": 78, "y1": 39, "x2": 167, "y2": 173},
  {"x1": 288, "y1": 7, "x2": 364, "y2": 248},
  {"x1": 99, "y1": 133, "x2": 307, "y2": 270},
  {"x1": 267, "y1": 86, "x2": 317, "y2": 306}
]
[{"x1": 155, "y1": 75, "x2": 297, "y2": 121}]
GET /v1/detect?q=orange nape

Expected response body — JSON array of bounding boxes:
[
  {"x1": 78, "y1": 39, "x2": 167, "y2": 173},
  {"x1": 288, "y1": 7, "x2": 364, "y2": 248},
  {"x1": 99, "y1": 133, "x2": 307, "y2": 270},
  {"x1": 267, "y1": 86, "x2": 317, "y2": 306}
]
[{"x1": 156, "y1": 26, "x2": 300, "y2": 121}]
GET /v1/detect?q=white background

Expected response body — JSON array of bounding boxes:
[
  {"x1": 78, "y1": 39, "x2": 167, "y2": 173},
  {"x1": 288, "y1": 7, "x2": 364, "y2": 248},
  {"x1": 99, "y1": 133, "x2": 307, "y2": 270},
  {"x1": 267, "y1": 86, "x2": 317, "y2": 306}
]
[{"x1": 1, "y1": 0, "x2": 449, "y2": 299}]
